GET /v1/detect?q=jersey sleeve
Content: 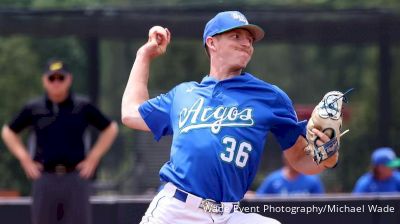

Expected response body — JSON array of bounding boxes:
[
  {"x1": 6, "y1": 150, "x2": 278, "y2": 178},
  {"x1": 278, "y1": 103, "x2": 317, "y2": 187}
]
[
  {"x1": 139, "y1": 88, "x2": 176, "y2": 141},
  {"x1": 270, "y1": 88, "x2": 307, "y2": 150},
  {"x1": 85, "y1": 103, "x2": 112, "y2": 131},
  {"x1": 8, "y1": 105, "x2": 33, "y2": 133}
]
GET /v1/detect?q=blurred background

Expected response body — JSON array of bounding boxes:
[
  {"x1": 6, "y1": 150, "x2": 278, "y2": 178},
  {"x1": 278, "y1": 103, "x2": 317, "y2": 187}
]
[{"x1": 0, "y1": 0, "x2": 399, "y2": 199}]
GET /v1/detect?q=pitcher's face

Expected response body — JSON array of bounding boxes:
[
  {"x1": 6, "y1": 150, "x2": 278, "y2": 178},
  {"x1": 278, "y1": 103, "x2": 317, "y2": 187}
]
[{"x1": 212, "y1": 29, "x2": 254, "y2": 71}]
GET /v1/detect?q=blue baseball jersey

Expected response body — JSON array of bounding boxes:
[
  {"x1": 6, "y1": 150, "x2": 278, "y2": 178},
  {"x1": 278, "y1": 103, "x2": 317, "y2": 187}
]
[
  {"x1": 139, "y1": 72, "x2": 306, "y2": 202},
  {"x1": 352, "y1": 171, "x2": 400, "y2": 194},
  {"x1": 255, "y1": 169, "x2": 325, "y2": 195}
]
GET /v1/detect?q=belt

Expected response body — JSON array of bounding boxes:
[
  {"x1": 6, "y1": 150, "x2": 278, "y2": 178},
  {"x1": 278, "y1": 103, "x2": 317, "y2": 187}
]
[
  {"x1": 165, "y1": 183, "x2": 238, "y2": 215},
  {"x1": 43, "y1": 164, "x2": 76, "y2": 175}
]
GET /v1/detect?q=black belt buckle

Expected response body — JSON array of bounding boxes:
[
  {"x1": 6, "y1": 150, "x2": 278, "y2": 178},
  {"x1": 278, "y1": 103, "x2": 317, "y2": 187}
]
[{"x1": 200, "y1": 199, "x2": 224, "y2": 215}]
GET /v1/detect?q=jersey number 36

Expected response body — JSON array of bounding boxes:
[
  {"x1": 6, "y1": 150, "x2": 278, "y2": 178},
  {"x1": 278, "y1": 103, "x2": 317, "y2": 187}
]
[{"x1": 220, "y1": 136, "x2": 253, "y2": 168}]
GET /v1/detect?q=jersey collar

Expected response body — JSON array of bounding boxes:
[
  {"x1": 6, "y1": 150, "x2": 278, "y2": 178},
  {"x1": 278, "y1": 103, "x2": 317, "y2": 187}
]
[{"x1": 201, "y1": 72, "x2": 251, "y2": 85}]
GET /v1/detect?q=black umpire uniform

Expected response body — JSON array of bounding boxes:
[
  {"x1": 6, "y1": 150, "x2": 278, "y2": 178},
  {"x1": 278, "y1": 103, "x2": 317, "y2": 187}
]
[{"x1": 4, "y1": 60, "x2": 115, "y2": 224}]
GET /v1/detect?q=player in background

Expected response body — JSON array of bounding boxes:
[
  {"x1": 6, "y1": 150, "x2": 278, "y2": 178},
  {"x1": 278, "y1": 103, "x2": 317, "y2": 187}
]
[
  {"x1": 122, "y1": 11, "x2": 338, "y2": 224},
  {"x1": 256, "y1": 157, "x2": 325, "y2": 196},
  {"x1": 353, "y1": 147, "x2": 400, "y2": 193}
]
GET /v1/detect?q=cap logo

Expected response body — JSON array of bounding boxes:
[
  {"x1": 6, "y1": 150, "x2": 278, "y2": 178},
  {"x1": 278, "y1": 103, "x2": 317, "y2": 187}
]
[
  {"x1": 230, "y1": 12, "x2": 248, "y2": 24},
  {"x1": 50, "y1": 61, "x2": 63, "y2": 71}
]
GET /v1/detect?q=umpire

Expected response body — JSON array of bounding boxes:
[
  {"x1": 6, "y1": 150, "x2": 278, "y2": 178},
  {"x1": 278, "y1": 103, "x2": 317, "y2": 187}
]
[{"x1": 1, "y1": 59, "x2": 118, "y2": 224}]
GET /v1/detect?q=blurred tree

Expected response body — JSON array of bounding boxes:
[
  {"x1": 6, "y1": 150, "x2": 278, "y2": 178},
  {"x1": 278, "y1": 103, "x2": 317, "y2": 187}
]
[
  {"x1": 97, "y1": 40, "x2": 136, "y2": 194},
  {"x1": 150, "y1": 40, "x2": 209, "y2": 89},
  {"x1": 0, "y1": 0, "x2": 31, "y2": 7},
  {"x1": 390, "y1": 46, "x2": 400, "y2": 151},
  {"x1": 31, "y1": 37, "x2": 89, "y2": 95},
  {"x1": 0, "y1": 36, "x2": 41, "y2": 195}
]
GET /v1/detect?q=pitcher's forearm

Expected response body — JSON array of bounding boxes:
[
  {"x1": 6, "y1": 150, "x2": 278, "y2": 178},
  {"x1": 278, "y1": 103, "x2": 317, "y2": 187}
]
[
  {"x1": 122, "y1": 52, "x2": 152, "y2": 118},
  {"x1": 121, "y1": 50, "x2": 154, "y2": 131}
]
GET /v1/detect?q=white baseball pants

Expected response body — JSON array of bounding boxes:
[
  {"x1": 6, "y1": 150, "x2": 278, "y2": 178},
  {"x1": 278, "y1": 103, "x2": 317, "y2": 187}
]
[{"x1": 139, "y1": 183, "x2": 280, "y2": 224}]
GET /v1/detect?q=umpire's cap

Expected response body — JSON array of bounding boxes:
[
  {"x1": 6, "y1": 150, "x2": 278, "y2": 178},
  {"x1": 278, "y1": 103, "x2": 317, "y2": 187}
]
[
  {"x1": 203, "y1": 11, "x2": 265, "y2": 46},
  {"x1": 371, "y1": 147, "x2": 397, "y2": 167},
  {"x1": 44, "y1": 59, "x2": 70, "y2": 76}
]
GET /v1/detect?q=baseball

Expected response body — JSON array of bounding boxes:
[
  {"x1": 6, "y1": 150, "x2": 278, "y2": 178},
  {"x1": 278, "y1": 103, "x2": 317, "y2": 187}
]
[{"x1": 148, "y1": 25, "x2": 167, "y2": 44}]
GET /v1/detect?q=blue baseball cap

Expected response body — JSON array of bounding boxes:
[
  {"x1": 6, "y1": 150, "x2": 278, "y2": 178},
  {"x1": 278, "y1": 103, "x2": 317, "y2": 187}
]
[
  {"x1": 203, "y1": 11, "x2": 265, "y2": 46},
  {"x1": 371, "y1": 147, "x2": 396, "y2": 166}
]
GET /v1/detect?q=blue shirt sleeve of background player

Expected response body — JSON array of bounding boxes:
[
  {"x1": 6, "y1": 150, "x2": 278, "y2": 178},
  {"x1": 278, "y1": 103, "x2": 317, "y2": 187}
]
[
  {"x1": 255, "y1": 177, "x2": 273, "y2": 195},
  {"x1": 138, "y1": 88, "x2": 176, "y2": 141},
  {"x1": 270, "y1": 88, "x2": 307, "y2": 150},
  {"x1": 395, "y1": 171, "x2": 400, "y2": 191},
  {"x1": 310, "y1": 176, "x2": 325, "y2": 194},
  {"x1": 255, "y1": 170, "x2": 281, "y2": 195},
  {"x1": 352, "y1": 173, "x2": 370, "y2": 193}
]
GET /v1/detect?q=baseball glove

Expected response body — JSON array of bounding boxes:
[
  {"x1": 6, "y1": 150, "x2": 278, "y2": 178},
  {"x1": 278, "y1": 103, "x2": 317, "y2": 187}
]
[{"x1": 305, "y1": 89, "x2": 351, "y2": 165}]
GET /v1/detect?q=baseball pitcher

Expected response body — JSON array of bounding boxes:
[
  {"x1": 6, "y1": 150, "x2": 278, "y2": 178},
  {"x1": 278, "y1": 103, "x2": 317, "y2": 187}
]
[{"x1": 122, "y1": 11, "x2": 347, "y2": 224}]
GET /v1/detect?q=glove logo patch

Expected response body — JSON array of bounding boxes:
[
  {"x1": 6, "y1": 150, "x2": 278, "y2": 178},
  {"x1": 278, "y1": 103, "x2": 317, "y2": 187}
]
[{"x1": 318, "y1": 93, "x2": 342, "y2": 120}]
